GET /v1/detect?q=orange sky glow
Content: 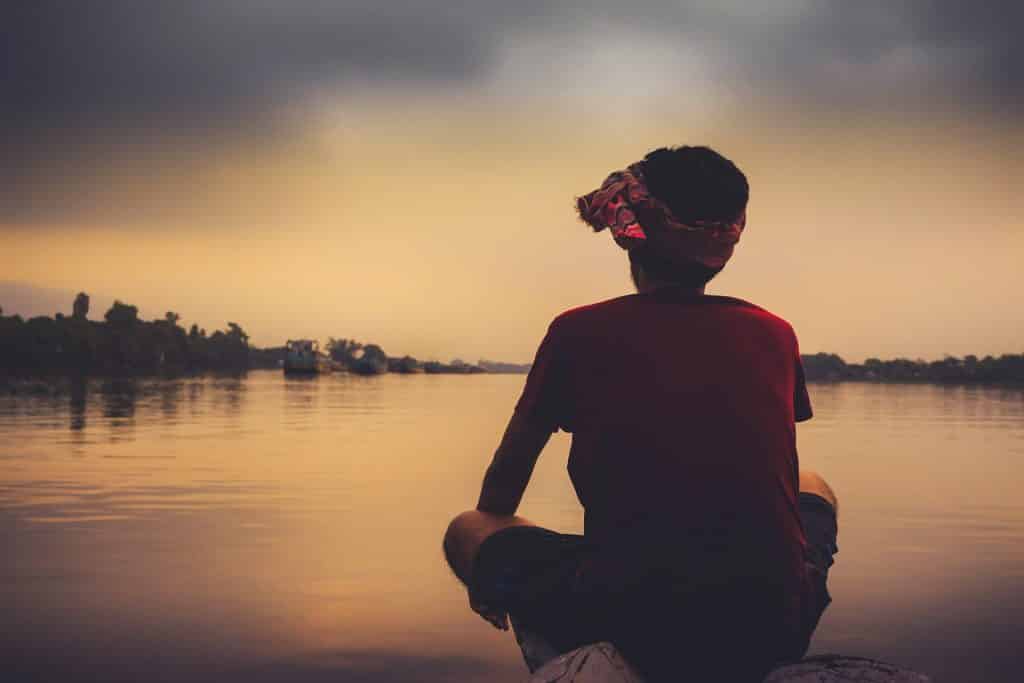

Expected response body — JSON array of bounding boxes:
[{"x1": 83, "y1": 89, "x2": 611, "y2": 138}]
[{"x1": 3, "y1": 4, "x2": 1021, "y2": 364}]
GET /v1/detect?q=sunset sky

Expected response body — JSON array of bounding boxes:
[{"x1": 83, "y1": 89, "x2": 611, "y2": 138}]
[{"x1": 2, "y1": 2, "x2": 1020, "y2": 363}]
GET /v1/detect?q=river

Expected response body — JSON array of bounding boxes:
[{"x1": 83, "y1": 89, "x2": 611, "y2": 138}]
[{"x1": 1, "y1": 372, "x2": 1022, "y2": 682}]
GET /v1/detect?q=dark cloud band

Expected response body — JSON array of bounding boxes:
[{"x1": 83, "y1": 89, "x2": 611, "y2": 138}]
[
  {"x1": 2, "y1": 1, "x2": 1019, "y2": 136},
  {"x1": 0, "y1": 0, "x2": 1019, "y2": 226}
]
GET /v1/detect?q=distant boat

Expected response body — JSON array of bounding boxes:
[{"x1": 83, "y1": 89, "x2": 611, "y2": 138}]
[{"x1": 283, "y1": 339, "x2": 333, "y2": 375}]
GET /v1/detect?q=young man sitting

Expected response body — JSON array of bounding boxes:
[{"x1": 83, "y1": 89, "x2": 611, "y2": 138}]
[{"x1": 443, "y1": 145, "x2": 839, "y2": 682}]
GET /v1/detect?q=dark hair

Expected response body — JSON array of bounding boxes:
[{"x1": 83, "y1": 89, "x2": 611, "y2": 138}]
[
  {"x1": 630, "y1": 145, "x2": 747, "y2": 288},
  {"x1": 641, "y1": 145, "x2": 748, "y2": 225}
]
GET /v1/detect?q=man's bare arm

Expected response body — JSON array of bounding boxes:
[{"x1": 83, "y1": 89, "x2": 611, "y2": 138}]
[{"x1": 476, "y1": 410, "x2": 554, "y2": 516}]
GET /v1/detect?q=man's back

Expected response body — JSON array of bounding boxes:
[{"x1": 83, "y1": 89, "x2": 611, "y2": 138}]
[{"x1": 516, "y1": 286, "x2": 813, "y2": 627}]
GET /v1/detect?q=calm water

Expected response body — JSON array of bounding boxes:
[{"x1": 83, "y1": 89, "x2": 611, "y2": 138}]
[{"x1": 1, "y1": 372, "x2": 1022, "y2": 682}]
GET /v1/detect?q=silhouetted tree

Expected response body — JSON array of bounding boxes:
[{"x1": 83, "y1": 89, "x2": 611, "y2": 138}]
[
  {"x1": 327, "y1": 338, "x2": 363, "y2": 365},
  {"x1": 388, "y1": 355, "x2": 421, "y2": 373},
  {"x1": 73, "y1": 292, "x2": 90, "y2": 319},
  {"x1": 423, "y1": 359, "x2": 485, "y2": 374},
  {"x1": 477, "y1": 359, "x2": 532, "y2": 374},
  {"x1": 799, "y1": 352, "x2": 1024, "y2": 384},
  {"x1": 963, "y1": 354, "x2": 979, "y2": 380},
  {"x1": 104, "y1": 300, "x2": 139, "y2": 325},
  {"x1": 800, "y1": 353, "x2": 848, "y2": 381},
  {"x1": 226, "y1": 322, "x2": 249, "y2": 344},
  {"x1": 351, "y1": 343, "x2": 388, "y2": 375}
]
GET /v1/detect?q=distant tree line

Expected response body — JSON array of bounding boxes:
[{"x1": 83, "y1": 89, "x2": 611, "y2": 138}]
[
  {"x1": 325, "y1": 338, "x2": 485, "y2": 375},
  {"x1": 0, "y1": 293, "x2": 251, "y2": 374},
  {"x1": 4, "y1": 294, "x2": 1019, "y2": 384},
  {"x1": 478, "y1": 359, "x2": 532, "y2": 374},
  {"x1": 0, "y1": 293, "x2": 504, "y2": 378},
  {"x1": 801, "y1": 352, "x2": 1024, "y2": 384}
]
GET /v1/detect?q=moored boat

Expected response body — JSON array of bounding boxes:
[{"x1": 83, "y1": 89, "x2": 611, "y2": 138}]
[{"x1": 283, "y1": 339, "x2": 333, "y2": 375}]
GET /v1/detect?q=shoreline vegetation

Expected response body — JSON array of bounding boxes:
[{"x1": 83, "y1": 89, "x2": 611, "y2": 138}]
[
  {"x1": 1, "y1": 294, "x2": 1021, "y2": 389},
  {"x1": 0, "y1": 294, "x2": 532, "y2": 384},
  {"x1": 799, "y1": 352, "x2": 1024, "y2": 384}
]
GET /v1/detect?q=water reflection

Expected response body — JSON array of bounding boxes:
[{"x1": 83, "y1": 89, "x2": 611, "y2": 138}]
[
  {"x1": 0, "y1": 375, "x2": 1021, "y2": 682},
  {"x1": 69, "y1": 376, "x2": 87, "y2": 432},
  {"x1": 187, "y1": 379, "x2": 205, "y2": 418},
  {"x1": 283, "y1": 374, "x2": 321, "y2": 431},
  {"x1": 158, "y1": 380, "x2": 183, "y2": 422},
  {"x1": 211, "y1": 374, "x2": 246, "y2": 416},
  {"x1": 100, "y1": 378, "x2": 137, "y2": 421}
]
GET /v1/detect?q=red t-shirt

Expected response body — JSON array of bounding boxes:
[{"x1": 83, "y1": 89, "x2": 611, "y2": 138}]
[{"x1": 515, "y1": 287, "x2": 813, "y2": 620}]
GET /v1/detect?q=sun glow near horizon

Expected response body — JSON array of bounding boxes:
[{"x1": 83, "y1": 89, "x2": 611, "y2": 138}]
[{"x1": 3, "y1": 99, "x2": 1020, "y2": 365}]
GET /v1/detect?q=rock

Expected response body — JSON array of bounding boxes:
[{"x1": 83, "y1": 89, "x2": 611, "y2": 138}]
[
  {"x1": 527, "y1": 644, "x2": 931, "y2": 683},
  {"x1": 513, "y1": 617, "x2": 562, "y2": 674},
  {"x1": 765, "y1": 655, "x2": 931, "y2": 682},
  {"x1": 528, "y1": 642, "x2": 644, "y2": 683}
]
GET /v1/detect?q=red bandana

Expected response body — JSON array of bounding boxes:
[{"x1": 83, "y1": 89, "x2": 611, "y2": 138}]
[{"x1": 575, "y1": 162, "x2": 746, "y2": 268}]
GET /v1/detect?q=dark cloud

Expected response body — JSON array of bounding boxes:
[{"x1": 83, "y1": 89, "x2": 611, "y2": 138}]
[
  {"x1": 766, "y1": 1, "x2": 1022, "y2": 111},
  {"x1": 0, "y1": 1, "x2": 1019, "y2": 224},
  {"x1": 1, "y1": 2, "x2": 517, "y2": 133},
  {"x1": 909, "y1": 0, "x2": 1022, "y2": 99},
  {"x1": 2, "y1": 1, "x2": 1019, "y2": 138}
]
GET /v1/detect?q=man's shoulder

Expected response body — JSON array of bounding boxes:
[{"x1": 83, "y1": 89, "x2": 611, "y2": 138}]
[
  {"x1": 547, "y1": 294, "x2": 799, "y2": 346},
  {"x1": 549, "y1": 294, "x2": 640, "y2": 328},
  {"x1": 712, "y1": 296, "x2": 796, "y2": 333}
]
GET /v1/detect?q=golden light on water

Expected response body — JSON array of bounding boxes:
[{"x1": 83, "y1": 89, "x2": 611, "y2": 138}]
[{"x1": 3, "y1": 375, "x2": 1023, "y2": 681}]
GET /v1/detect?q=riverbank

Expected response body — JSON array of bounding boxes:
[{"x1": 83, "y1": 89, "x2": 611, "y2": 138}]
[
  {"x1": 3, "y1": 296, "x2": 1019, "y2": 384},
  {"x1": 800, "y1": 351, "x2": 1024, "y2": 383}
]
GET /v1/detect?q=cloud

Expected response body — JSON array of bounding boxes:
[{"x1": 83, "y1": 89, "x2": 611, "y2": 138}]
[
  {"x1": 1, "y1": 2, "x2": 551, "y2": 135},
  {"x1": 753, "y1": 0, "x2": 1022, "y2": 111},
  {"x1": 1, "y1": 1, "x2": 1019, "y2": 225},
  {"x1": 2, "y1": 1, "x2": 1019, "y2": 136}
]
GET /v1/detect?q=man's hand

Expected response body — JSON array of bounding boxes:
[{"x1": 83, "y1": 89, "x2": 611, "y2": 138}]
[{"x1": 470, "y1": 594, "x2": 509, "y2": 631}]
